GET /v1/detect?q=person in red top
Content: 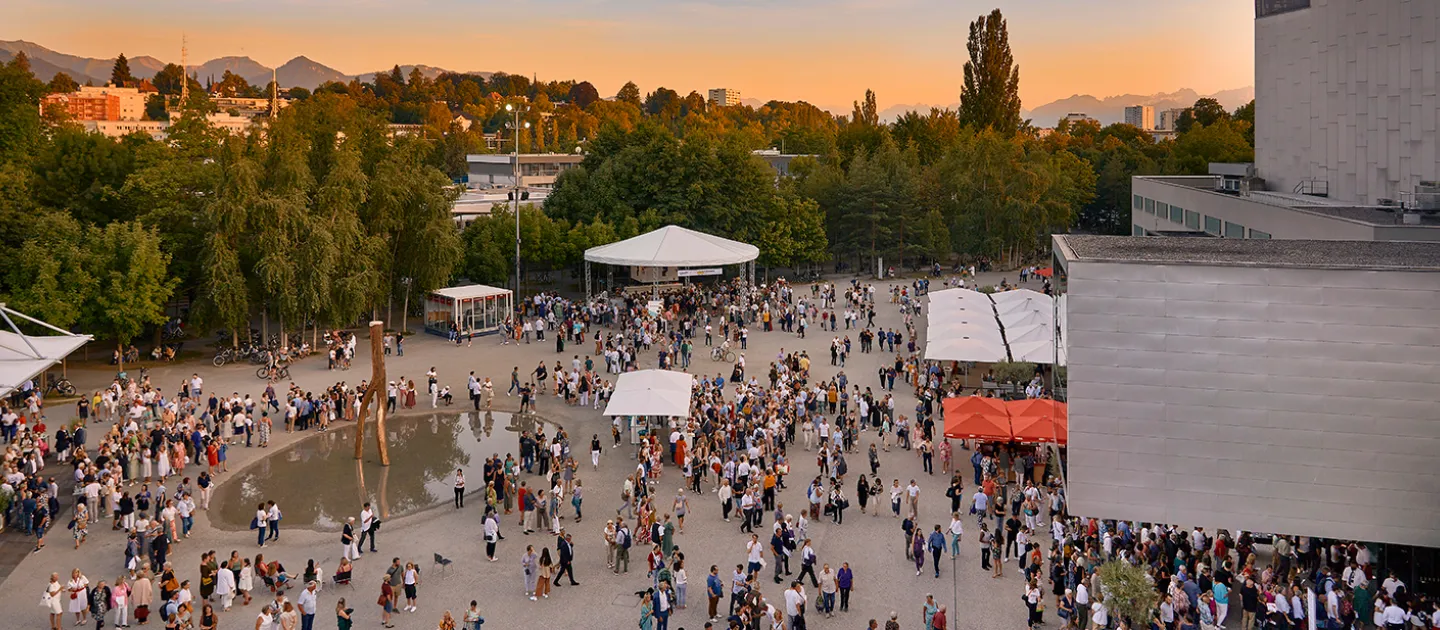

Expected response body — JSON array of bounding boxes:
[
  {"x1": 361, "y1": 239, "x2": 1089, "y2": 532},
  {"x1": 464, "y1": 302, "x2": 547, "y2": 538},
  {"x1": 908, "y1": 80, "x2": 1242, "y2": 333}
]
[{"x1": 377, "y1": 577, "x2": 395, "y2": 628}]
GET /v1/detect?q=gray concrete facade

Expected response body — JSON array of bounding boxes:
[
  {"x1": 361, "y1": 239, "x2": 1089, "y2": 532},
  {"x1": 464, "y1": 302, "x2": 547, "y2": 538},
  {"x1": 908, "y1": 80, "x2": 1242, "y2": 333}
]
[{"x1": 1055, "y1": 235, "x2": 1440, "y2": 548}]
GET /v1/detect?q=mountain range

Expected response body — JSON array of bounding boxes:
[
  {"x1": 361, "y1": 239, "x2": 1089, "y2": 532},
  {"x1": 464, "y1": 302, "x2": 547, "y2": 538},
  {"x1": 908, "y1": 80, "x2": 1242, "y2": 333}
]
[
  {"x1": 0, "y1": 40, "x2": 483, "y2": 91},
  {"x1": 2, "y1": 39, "x2": 1251, "y2": 125}
]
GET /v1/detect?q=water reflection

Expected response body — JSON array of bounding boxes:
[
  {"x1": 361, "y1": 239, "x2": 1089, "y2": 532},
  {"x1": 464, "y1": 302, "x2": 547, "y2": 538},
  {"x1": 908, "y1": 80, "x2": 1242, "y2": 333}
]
[{"x1": 212, "y1": 411, "x2": 560, "y2": 531}]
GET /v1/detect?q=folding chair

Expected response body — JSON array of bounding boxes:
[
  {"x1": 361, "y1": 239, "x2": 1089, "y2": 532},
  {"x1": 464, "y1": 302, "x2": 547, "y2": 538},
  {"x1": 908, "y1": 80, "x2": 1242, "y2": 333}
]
[{"x1": 433, "y1": 552, "x2": 453, "y2": 575}]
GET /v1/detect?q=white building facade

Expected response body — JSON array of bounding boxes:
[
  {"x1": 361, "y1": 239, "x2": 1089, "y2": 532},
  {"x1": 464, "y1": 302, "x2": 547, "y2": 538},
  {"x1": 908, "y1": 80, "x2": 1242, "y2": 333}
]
[
  {"x1": 1123, "y1": 105, "x2": 1154, "y2": 131},
  {"x1": 1054, "y1": 235, "x2": 1440, "y2": 548}
]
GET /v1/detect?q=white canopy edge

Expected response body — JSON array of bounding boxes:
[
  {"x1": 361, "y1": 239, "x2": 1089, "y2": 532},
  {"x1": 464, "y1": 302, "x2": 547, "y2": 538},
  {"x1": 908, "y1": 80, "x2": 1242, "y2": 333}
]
[
  {"x1": 603, "y1": 369, "x2": 695, "y2": 417},
  {"x1": 0, "y1": 305, "x2": 92, "y2": 398}
]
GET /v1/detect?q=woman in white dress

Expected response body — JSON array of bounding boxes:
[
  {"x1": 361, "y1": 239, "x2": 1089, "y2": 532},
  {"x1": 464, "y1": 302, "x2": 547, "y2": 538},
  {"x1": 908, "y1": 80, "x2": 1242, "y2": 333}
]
[
  {"x1": 140, "y1": 449, "x2": 152, "y2": 482},
  {"x1": 238, "y1": 558, "x2": 255, "y2": 606},
  {"x1": 156, "y1": 444, "x2": 171, "y2": 480},
  {"x1": 44, "y1": 572, "x2": 63, "y2": 630},
  {"x1": 66, "y1": 568, "x2": 90, "y2": 626}
]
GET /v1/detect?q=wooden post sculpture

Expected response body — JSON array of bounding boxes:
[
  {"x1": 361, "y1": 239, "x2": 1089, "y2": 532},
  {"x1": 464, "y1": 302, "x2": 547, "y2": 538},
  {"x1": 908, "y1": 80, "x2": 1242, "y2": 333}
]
[{"x1": 353, "y1": 320, "x2": 392, "y2": 466}]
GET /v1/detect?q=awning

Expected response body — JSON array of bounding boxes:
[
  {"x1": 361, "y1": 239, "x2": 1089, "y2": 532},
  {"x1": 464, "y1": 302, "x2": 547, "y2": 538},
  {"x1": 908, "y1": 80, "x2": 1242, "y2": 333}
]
[
  {"x1": 942, "y1": 396, "x2": 1013, "y2": 441},
  {"x1": 1006, "y1": 398, "x2": 1068, "y2": 444},
  {"x1": 602, "y1": 369, "x2": 695, "y2": 417},
  {"x1": 0, "y1": 305, "x2": 92, "y2": 398},
  {"x1": 1009, "y1": 339, "x2": 1065, "y2": 364},
  {"x1": 924, "y1": 336, "x2": 1009, "y2": 362}
]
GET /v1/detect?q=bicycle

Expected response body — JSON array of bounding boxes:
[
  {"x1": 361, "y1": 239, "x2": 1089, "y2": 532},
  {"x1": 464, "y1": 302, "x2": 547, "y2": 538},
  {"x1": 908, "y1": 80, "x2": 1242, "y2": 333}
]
[
  {"x1": 44, "y1": 374, "x2": 75, "y2": 397},
  {"x1": 256, "y1": 364, "x2": 291, "y2": 380},
  {"x1": 710, "y1": 347, "x2": 736, "y2": 363}
]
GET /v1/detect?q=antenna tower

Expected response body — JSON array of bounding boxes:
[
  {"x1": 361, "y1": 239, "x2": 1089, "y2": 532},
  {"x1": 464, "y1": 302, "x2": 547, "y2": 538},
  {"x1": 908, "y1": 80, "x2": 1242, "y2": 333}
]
[{"x1": 180, "y1": 35, "x2": 189, "y2": 106}]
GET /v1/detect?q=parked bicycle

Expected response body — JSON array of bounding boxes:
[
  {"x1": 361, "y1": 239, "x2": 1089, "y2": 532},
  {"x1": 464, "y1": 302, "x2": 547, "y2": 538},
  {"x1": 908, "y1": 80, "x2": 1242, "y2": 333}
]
[{"x1": 44, "y1": 374, "x2": 75, "y2": 397}]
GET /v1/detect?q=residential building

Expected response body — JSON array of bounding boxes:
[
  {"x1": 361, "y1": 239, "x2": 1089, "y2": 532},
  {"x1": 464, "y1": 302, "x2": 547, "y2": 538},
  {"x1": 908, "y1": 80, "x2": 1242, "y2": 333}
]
[
  {"x1": 465, "y1": 153, "x2": 584, "y2": 189},
  {"x1": 213, "y1": 96, "x2": 290, "y2": 118},
  {"x1": 1132, "y1": 0, "x2": 1440, "y2": 241},
  {"x1": 80, "y1": 85, "x2": 145, "y2": 120},
  {"x1": 1062, "y1": 113, "x2": 1097, "y2": 126},
  {"x1": 83, "y1": 120, "x2": 167, "y2": 140},
  {"x1": 1052, "y1": 234, "x2": 1440, "y2": 554},
  {"x1": 1122, "y1": 105, "x2": 1154, "y2": 130},
  {"x1": 41, "y1": 92, "x2": 120, "y2": 121},
  {"x1": 1156, "y1": 108, "x2": 1186, "y2": 131},
  {"x1": 708, "y1": 88, "x2": 741, "y2": 108}
]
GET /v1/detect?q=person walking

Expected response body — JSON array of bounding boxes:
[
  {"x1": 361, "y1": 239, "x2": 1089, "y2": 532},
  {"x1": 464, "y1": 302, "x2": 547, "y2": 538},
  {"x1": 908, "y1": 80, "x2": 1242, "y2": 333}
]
[
  {"x1": 553, "y1": 531, "x2": 580, "y2": 587},
  {"x1": 928, "y1": 525, "x2": 946, "y2": 579},
  {"x1": 44, "y1": 573, "x2": 64, "y2": 630},
  {"x1": 358, "y1": 504, "x2": 378, "y2": 553},
  {"x1": 706, "y1": 565, "x2": 724, "y2": 622}
]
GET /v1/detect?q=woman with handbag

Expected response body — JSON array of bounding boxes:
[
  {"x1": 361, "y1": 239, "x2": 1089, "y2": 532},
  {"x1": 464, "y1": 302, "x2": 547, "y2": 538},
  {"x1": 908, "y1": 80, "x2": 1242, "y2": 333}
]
[
  {"x1": 43, "y1": 572, "x2": 64, "y2": 630},
  {"x1": 67, "y1": 568, "x2": 91, "y2": 627}
]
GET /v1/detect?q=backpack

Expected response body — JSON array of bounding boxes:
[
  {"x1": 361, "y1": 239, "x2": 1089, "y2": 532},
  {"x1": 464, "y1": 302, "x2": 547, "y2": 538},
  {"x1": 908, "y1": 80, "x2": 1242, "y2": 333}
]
[{"x1": 619, "y1": 529, "x2": 632, "y2": 550}]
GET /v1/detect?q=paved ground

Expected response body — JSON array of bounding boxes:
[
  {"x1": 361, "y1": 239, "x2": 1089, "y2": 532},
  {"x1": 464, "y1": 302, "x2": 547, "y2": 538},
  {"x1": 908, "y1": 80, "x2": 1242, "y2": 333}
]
[{"x1": 2, "y1": 273, "x2": 1056, "y2": 630}]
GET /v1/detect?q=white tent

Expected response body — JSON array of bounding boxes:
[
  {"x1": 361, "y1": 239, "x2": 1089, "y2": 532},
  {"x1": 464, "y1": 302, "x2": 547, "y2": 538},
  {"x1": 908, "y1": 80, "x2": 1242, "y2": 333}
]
[
  {"x1": 990, "y1": 288, "x2": 1050, "y2": 306},
  {"x1": 0, "y1": 305, "x2": 92, "y2": 398},
  {"x1": 924, "y1": 336, "x2": 1009, "y2": 362},
  {"x1": 995, "y1": 296, "x2": 1050, "y2": 317},
  {"x1": 1009, "y1": 339, "x2": 1067, "y2": 364},
  {"x1": 1000, "y1": 309, "x2": 1053, "y2": 329},
  {"x1": 584, "y1": 225, "x2": 759, "y2": 267},
  {"x1": 1004, "y1": 323, "x2": 1053, "y2": 345},
  {"x1": 602, "y1": 369, "x2": 695, "y2": 417}
]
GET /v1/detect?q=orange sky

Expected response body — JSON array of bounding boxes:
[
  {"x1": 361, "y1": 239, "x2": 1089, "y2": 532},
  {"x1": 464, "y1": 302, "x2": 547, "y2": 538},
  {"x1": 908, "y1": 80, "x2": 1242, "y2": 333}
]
[{"x1": 3, "y1": 0, "x2": 1255, "y2": 112}]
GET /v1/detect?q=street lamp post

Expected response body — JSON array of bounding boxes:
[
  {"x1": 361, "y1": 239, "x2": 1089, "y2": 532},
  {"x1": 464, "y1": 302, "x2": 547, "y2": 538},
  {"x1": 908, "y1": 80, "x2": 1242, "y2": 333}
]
[{"x1": 505, "y1": 103, "x2": 531, "y2": 299}]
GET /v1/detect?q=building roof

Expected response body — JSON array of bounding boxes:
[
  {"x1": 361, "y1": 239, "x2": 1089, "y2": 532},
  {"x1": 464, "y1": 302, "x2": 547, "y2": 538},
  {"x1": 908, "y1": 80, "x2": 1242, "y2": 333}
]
[{"x1": 1055, "y1": 235, "x2": 1440, "y2": 271}]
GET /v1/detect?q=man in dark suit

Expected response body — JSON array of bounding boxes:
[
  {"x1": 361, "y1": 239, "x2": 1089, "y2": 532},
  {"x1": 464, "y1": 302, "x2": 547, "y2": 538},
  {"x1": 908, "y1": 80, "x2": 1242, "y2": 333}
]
[{"x1": 553, "y1": 530, "x2": 580, "y2": 586}]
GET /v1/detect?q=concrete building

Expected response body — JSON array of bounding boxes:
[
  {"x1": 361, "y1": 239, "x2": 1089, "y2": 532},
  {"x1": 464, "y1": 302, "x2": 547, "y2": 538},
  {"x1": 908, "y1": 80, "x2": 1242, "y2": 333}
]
[
  {"x1": 1157, "y1": 108, "x2": 1187, "y2": 131},
  {"x1": 1053, "y1": 234, "x2": 1440, "y2": 549},
  {"x1": 1063, "y1": 113, "x2": 1097, "y2": 127},
  {"x1": 83, "y1": 120, "x2": 168, "y2": 140},
  {"x1": 1133, "y1": 0, "x2": 1440, "y2": 241},
  {"x1": 1123, "y1": 105, "x2": 1154, "y2": 130},
  {"x1": 213, "y1": 96, "x2": 290, "y2": 118},
  {"x1": 708, "y1": 88, "x2": 741, "y2": 108},
  {"x1": 465, "y1": 153, "x2": 584, "y2": 189}
]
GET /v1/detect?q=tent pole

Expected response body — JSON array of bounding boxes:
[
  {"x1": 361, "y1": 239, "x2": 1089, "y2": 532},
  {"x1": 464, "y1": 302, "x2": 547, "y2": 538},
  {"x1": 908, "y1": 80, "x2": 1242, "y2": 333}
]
[{"x1": 585, "y1": 260, "x2": 592, "y2": 300}]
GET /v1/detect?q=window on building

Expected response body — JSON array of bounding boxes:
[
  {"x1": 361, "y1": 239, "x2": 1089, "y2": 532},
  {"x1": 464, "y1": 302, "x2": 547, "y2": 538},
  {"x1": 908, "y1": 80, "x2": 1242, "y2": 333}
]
[
  {"x1": 1224, "y1": 221, "x2": 1245, "y2": 239},
  {"x1": 1256, "y1": 0, "x2": 1309, "y2": 19},
  {"x1": 1144, "y1": 198, "x2": 1154, "y2": 214},
  {"x1": 1204, "y1": 216, "x2": 1222, "y2": 235},
  {"x1": 1133, "y1": 224, "x2": 1146, "y2": 236},
  {"x1": 1157, "y1": 202, "x2": 1169, "y2": 219},
  {"x1": 1170, "y1": 206, "x2": 1184, "y2": 224},
  {"x1": 1249, "y1": 229, "x2": 1271, "y2": 239},
  {"x1": 1133, "y1": 194, "x2": 1143, "y2": 210},
  {"x1": 1184, "y1": 210, "x2": 1200, "y2": 230}
]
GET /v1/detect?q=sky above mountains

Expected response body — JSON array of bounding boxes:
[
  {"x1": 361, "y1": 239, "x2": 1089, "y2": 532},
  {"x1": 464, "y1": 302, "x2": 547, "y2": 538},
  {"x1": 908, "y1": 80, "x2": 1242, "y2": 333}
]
[{"x1": 1, "y1": 0, "x2": 1255, "y2": 112}]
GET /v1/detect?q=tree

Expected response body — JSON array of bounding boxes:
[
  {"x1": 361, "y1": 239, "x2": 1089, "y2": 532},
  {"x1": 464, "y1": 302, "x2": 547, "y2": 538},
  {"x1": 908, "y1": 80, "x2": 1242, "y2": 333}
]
[
  {"x1": 213, "y1": 70, "x2": 256, "y2": 98},
  {"x1": 1096, "y1": 561, "x2": 1156, "y2": 628},
  {"x1": 1232, "y1": 99, "x2": 1255, "y2": 146},
  {"x1": 616, "y1": 81, "x2": 641, "y2": 107},
  {"x1": 4, "y1": 211, "x2": 95, "y2": 329},
  {"x1": 111, "y1": 53, "x2": 134, "y2": 87},
  {"x1": 568, "y1": 81, "x2": 600, "y2": 109},
  {"x1": 47, "y1": 72, "x2": 78, "y2": 94},
  {"x1": 30, "y1": 126, "x2": 146, "y2": 225},
  {"x1": 1167, "y1": 120, "x2": 1253, "y2": 174},
  {"x1": 1190, "y1": 97, "x2": 1229, "y2": 127},
  {"x1": 959, "y1": 9, "x2": 1023, "y2": 135},
  {"x1": 0, "y1": 52, "x2": 45, "y2": 162},
  {"x1": 80, "y1": 220, "x2": 177, "y2": 371},
  {"x1": 151, "y1": 63, "x2": 196, "y2": 96},
  {"x1": 144, "y1": 94, "x2": 168, "y2": 121}
]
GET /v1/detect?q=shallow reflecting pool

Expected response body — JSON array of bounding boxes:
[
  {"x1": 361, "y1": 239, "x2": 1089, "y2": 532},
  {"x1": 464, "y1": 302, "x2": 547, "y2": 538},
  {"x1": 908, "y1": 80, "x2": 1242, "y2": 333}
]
[{"x1": 211, "y1": 411, "x2": 560, "y2": 531}]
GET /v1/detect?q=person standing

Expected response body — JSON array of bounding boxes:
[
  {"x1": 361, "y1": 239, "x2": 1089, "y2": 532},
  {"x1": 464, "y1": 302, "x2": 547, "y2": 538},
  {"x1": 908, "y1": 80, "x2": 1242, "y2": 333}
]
[
  {"x1": 706, "y1": 565, "x2": 724, "y2": 622},
  {"x1": 68, "y1": 568, "x2": 91, "y2": 627},
  {"x1": 784, "y1": 581, "x2": 808, "y2": 630},
  {"x1": 484, "y1": 511, "x2": 500, "y2": 562},
  {"x1": 376, "y1": 577, "x2": 395, "y2": 628},
  {"x1": 265, "y1": 501, "x2": 281, "y2": 543},
  {"x1": 88, "y1": 579, "x2": 111, "y2": 630},
  {"x1": 521, "y1": 546, "x2": 540, "y2": 601},
  {"x1": 341, "y1": 518, "x2": 359, "y2": 562},
  {"x1": 453, "y1": 469, "x2": 466, "y2": 509},
  {"x1": 296, "y1": 582, "x2": 318, "y2": 630},
  {"x1": 402, "y1": 562, "x2": 420, "y2": 612}
]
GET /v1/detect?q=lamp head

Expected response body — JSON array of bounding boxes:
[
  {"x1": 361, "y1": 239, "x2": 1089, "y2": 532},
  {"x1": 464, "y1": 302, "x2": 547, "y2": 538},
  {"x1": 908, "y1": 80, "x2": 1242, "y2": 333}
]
[{"x1": 505, "y1": 103, "x2": 513, "y2": 112}]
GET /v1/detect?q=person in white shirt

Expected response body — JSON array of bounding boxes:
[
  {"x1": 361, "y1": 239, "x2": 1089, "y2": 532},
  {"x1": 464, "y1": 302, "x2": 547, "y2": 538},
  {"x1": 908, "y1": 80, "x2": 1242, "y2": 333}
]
[
  {"x1": 1091, "y1": 599, "x2": 1108, "y2": 630},
  {"x1": 783, "y1": 581, "x2": 808, "y2": 622},
  {"x1": 1381, "y1": 572, "x2": 1405, "y2": 599}
]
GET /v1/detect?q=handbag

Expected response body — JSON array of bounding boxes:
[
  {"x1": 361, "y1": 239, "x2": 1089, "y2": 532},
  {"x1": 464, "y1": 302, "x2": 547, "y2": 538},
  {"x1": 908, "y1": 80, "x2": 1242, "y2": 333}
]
[{"x1": 249, "y1": 518, "x2": 259, "y2": 530}]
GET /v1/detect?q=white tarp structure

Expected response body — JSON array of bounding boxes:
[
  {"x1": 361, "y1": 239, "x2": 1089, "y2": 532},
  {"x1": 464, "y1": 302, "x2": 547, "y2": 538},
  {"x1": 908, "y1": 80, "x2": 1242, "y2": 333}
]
[
  {"x1": 584, "y1": 225, "x2": 759, "y2": 267},
  {"x1": 924, "y1": 287, "x2": 1069, "y2": 365},
  {"x1": 0, "y1": 305, "x2": 92, "y2": 397},
  {"x1": 602, "y1": 369, "x2": 695, "y2": 417},
  {"x1": 924, "y1": 336, "x2": 1009, "y2": 362}
]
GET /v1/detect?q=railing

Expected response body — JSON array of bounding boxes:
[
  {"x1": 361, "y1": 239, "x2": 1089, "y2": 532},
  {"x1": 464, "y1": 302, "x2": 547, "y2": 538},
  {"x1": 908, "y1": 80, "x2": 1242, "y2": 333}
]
[{"x1": 1293, "y1": 178, "x2": 1329, "y2": 197}]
